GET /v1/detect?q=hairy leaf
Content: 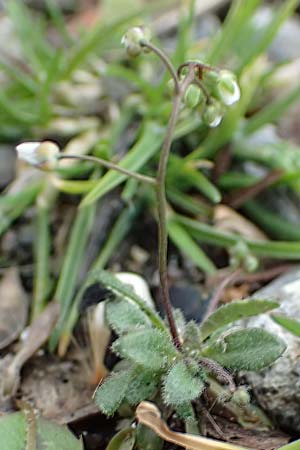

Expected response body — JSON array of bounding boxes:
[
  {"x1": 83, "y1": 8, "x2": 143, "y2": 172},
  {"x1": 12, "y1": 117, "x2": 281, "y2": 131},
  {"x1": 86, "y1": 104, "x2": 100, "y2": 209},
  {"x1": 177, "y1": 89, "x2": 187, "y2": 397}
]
[
  {"x1": 199, "y1": 299, "x2": 279, "y2": 340},
  {"x1": 202, "y1": 328, "x2": 286, "y2": 371},
  {"x1": 112, "y1": 329, "x2": 178, "y2": 370},
  {"x1": 163, "y1": 361, "x2": 205, "y2": 406},
  {"x1": 272, "y1": 314, "x2": 300, "y2": 337},
  {"x1": 89, "y1": 270, "x2": 165, "y2": 331},
  {"x1": 95, "y1": 370, "x2": 132, "y2": 416},
  {"x1": 125, "y1": 368, "x2": 158, "y2": 405},
  {"x1": 106, "y1": 298, "x2": 151, "y2": 334}
]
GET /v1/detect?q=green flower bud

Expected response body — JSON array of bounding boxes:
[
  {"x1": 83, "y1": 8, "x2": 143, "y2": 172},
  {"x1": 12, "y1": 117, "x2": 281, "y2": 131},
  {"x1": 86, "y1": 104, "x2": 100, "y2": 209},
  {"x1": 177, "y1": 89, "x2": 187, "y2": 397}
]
[
  {"x1": 121, "y1": 26, "x2": 151, "y2": 57},
  {"x1": 166, "y1": 78, "x2": 175, "y2": 96},
  {"x1": 184, "y1": 84, "x2": 204, "y2": 109},
  {"x1": 202, "y1": 99, "x2": 223, "y2": 128},
  {"x1": 232, "y1": 386, "x2": 250, "y2": 406},
  {"x1": 216, "y1": 70, "x2": 240, "y2": 106},
  {"x1": 16, "y1": 141, "x2": 60, "y2": 170},
  {"x1": 243, "y1": 254, "x2": 259, "y2": 273},
  {"x1": 202, "y1": 69, "x2": 219, "y2": 90}
]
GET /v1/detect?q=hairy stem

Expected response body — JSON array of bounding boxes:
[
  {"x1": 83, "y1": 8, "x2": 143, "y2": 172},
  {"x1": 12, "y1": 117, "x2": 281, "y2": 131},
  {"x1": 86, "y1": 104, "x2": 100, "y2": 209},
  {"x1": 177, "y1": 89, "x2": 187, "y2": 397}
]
[
  {"x1": 156, "y1": 69, "x2": 194, "y2": 347},
  {"x1": 56, "y1": 154, "x2": 156, "y2": 185}
]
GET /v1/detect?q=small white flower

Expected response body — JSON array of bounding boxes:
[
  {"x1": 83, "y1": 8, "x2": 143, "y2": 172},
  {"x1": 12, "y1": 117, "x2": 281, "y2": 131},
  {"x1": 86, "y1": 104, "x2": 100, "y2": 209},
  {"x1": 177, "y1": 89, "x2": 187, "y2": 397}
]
[
  {"x1": 202, "y1": 100, "x2": 224, "y2": 128},
  {"x1": 216, "y1": 70, "x2": 240, "y2": 106},
  {"x1": 16, "y1": 142, "x2": 42, "y2": 165},
  {"x1": 16, "y1": 140, "x2": 60, "y2": 170}
]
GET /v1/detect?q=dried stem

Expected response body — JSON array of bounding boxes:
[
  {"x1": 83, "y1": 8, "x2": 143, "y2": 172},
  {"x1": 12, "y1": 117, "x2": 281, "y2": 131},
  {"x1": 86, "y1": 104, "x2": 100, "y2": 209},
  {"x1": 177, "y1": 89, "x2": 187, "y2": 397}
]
[{"x1": 56, "y1": 154, "x2": 156, "y2": 185}]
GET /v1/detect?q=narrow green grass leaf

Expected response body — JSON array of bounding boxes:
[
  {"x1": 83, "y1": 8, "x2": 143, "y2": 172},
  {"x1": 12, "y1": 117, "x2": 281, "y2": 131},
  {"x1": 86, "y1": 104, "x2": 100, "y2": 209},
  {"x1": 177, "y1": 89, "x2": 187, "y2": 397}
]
[
  {"x1": 242, "y1": 200, "x2": 300, "y2": 241},
  {"x1": 168, "y1": 219, "x2": 216, "y2": 275},
  {"x1": 272, "y1": 314, "x2": 300, "y2": 336},
  {"x1": 243, "y1": 86, "x2": 300, "y2": 135},
  {"x1": 31, "y1": 205, "x2": 52, "y2": 321},
  {"x1": 49, "y1": 204, "x2": 95, "y2": 350},
  {"x1": 199, "y1": 299, "x2": 279, "y2": 340},
  {"x1": 176, "y1": 214, "x2": 300, "y2": 260},
  {"x1": 207, "y1": 0, "x2": 261, "y2": 64},
  {"x1": 81, "y1": 122, "x2": 163, "y2": 207},
  {"x1": 236, "y1": 0, "x2": 300, "y2": 72},
  {"x1": 202, "y1": 328, "x2": 286, "y2": 370}
]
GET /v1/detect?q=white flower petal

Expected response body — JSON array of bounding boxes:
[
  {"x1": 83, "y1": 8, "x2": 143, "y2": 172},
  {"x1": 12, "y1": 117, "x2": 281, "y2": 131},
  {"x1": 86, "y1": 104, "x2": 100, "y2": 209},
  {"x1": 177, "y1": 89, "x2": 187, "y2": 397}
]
[
  {"x1": 209, "y1": 115, "x2": 223, "y2": 128},
  {"x1": 16, "y1": 142, "x2": 42, "y2": 164}
]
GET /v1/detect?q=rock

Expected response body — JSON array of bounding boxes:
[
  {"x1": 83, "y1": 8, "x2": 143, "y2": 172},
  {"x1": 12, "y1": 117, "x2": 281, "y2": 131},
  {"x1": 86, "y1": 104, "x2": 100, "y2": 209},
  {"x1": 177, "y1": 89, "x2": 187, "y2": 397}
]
[
  {"x1": 253, "y1": 7, "x2": 300, "y2": 62},
  {"x1": 0, "y1": 145, "x2": 15, "y2": 189},
  {"x1": 244, "y1": 269, "x2": 300, "y2": 433}
]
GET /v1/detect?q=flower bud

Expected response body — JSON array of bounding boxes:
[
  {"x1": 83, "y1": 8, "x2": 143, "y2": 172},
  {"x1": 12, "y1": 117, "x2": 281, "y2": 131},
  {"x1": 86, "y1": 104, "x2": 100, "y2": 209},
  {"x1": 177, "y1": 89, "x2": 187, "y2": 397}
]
[
  {"x1": 202, "y1": 100, "x2": 223, "y2": 128},
  {"x1": 243, "y1": 254, "x2": 259, "y2": 273},
  {"x1": 166, "y1": 78, "x2": 175, "y2": 96},
  {"x1": 216, "y1": 70, "x2": 240, "y2": 106},
  {"x1": 16, "y1": 141, "x2": 60, "y2": 170},
  {"x1": 232, "y1": 386, "x2": 250, "y2": 406},
  {"x1": 184, "y1": 84, "x2": 204, "y2": 109},
  {"x1": 121, "y1": 26, "x2": 151, "y2": 57}
]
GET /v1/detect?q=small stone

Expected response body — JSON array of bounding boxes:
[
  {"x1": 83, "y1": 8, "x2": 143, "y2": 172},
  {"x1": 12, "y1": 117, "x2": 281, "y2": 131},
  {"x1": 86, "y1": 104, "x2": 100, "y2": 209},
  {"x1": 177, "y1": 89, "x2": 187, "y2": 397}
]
[{"x1": 243, "y1": 270, "x2": 300, "y2": 433}]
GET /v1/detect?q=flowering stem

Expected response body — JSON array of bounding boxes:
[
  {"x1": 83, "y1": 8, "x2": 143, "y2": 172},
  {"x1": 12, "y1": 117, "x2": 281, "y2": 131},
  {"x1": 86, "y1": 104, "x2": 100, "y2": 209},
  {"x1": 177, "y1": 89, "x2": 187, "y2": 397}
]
[
  {"x1": 156, "y1": 67, "x2": 195, "y2": 347},
  {"x1": 56, "y1": 154, "x2": 156, "y2": 185},
  {"x1": 140, "y1": 40, "x2": 180, "y2": 94}
]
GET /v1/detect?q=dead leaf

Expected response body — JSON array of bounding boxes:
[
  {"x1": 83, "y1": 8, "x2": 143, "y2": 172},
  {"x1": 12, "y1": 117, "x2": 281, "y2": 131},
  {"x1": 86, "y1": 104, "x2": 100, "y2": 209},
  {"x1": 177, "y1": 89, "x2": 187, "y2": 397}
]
[
  {"x1": 136, "y1": 401, "x2": 251, "y2": 450},
  {"x1": 0, "y1": 302, "x2": 59, "y2": 399},
  {"x1": 0, "y1": 268, "x2": 28, "y2": 350},
  {"x1": 214, "y1": 205, "x2": 267, "y2": 241}
]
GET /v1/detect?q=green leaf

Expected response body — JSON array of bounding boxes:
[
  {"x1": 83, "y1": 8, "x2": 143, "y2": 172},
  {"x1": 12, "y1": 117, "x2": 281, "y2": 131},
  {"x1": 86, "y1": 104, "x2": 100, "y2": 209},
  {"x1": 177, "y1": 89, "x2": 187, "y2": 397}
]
[
  {"x1": 49, "y1": 204, "x2": 95, "y2": 351},
  {"x1": 106, "y1": 298, "x2": 151, "y2": 334},
  {"x1": 125, "y1": 367, "x2": 158, "y2": 405},
  {"x1": 202, "y1": 328, "x2": 286, "y2": 371},
  {"x1": 89, "y1": 270, "x2": 165, "y2": 331},
  {"x1": 0, "y1": 412, "x2": 26, "y2": 450},
  {"x1": 112, "y1": 329, "x2": 178, "y2": 370},
  {"x1": 36, "y1": 418, "x2": 83, "y2": 450},
  {"x1": 236, "y1": 0, "x2": 299, "y2": 72},
  {"x1": 272, "y1": 314, "x2": 300, "y2": 336},
  {"x1": 207, "y1": 0, "x2": 261, "y2": 64},
  {"x1": 106, "y1": 428, "x2": 135, "y2": 450},
  {"x1": 81, "y1": 122, "x2": 163, "y2": 207},
  {"x1": 167, "y1": 219, "x2": 216, "y2": 275},
  {"x1": 95, "y1": 370, "x2": 132, "y2": 416},
  {"x1": 0, "y1": 412, "x2": 83, "y2": 450},
  {"x1": 135, "y1": 423, "x2": 163, "y2": 450},
  {"x1": 163, "y1": 361, "x2": 205, "y2": 406},
  {"x1": 199, "y1": 299, "x2": 279, "y2": 340},
  {"x1": 279, "y1": 440, "x2": 300, "y2": 450}
]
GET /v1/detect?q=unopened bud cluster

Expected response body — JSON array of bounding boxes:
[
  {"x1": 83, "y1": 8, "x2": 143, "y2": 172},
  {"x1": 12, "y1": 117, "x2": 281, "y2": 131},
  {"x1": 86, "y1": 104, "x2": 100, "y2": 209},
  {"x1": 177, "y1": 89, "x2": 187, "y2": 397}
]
[{"x1": 182, "y1": 67, "x2": 240, "y2": 128}]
